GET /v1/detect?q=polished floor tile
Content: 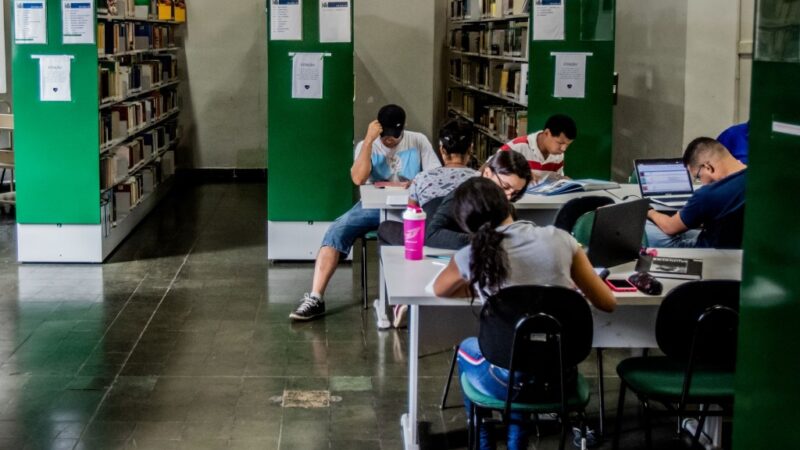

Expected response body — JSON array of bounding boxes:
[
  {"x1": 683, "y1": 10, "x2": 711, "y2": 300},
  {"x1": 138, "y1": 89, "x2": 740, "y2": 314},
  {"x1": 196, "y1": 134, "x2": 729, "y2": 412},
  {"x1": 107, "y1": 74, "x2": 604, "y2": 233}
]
[{"x1": 0, "y1": 182, "x2": 716, "y2": 449}]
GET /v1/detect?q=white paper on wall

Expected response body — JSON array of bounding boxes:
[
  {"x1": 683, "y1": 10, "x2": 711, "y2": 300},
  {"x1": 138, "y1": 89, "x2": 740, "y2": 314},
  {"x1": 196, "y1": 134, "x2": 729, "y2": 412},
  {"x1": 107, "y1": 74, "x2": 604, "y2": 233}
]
[
  {"x1": 319, "y1": 0, "x2": 351, "y2": 43},
  {"x1": 33, "y1": 55, "x2": 75, "y2": 102},
  {"x1": 270, "y1": 0, "x2": 303, "y2": 41},
  {"x1": 552, "y1": 52, "x2": 592, "y2": 98},
  {"x1": 292, "y1": 52, "x2": 324, "y2": 99}
]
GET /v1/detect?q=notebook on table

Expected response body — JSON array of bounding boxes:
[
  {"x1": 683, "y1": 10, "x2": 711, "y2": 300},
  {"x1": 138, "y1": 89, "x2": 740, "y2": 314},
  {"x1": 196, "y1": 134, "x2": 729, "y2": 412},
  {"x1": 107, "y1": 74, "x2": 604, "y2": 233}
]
[{"x1": 634, "y1": 158, "x2": 695, "y2": 207}]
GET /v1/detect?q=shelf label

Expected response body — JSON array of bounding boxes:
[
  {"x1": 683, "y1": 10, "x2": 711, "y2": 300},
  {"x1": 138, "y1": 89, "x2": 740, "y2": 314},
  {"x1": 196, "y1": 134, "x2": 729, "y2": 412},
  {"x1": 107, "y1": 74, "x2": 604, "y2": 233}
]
[
  {"x1": 32, "y1": 54, "x2": 74, "y2": 102},
  {"x1": 270, "y1": 0, "x2": 303, "y2": 41},
  {"x1": 62, "y1": 0, "x2": 95, "y2": 45},
  {"x1": 14, "y1": 1, "x2": 47, "y2": 44}
]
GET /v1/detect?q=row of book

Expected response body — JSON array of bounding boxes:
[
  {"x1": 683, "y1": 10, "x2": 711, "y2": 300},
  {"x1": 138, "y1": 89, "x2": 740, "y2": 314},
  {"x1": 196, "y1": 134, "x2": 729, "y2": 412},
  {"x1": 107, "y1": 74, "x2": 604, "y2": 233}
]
[
  {"x1": 450, "y1": 0, "x2": 529, "y2": 20},
  {"x1": 101, "y1": 122, "x2": 178, "y2": 190},
  {"x1": 477, "y1": 107, "x2": 527, "y2": 143},
  {"x1": 101, "y1": 150, "x2": 176, "y2": 237},
  {"x1": 99, "y1": 56, "x2": 178, "y2": 102},
  {"x1": 450, "y1": 59, "x2": 528, "y2": 104},
  {"x1": 450, "y1": 23, "x2": 528, "y2": 58},
  {"x1": 98, "y1": 21, "x2": 176, "y2": 56},
  {"x1": 448, "y1": 90, "x2": 477, "y2": 120},
  {"x1": 98, "y1": 0, "x2": 187, "y2": 22},
  {"x1": 100, "y1": 91, "x2": 179, "y2": 146},
  {"x1": 474, "y1": 130, "x2": 503, "y2": 163}
]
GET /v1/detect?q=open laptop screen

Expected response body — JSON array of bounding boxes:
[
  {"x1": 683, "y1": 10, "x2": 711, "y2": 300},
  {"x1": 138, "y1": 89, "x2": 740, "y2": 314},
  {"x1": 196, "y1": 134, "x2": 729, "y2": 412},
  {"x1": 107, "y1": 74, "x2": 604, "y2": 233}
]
[{"x1": 635, "y1": 159, "x2": 694, "y2": 196}]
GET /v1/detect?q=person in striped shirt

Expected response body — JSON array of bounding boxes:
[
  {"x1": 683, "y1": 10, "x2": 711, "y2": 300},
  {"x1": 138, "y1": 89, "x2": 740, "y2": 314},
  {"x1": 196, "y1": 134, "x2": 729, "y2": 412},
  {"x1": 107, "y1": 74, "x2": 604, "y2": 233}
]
[{"x1": 499, "y1": 114, "x2": 577, "y2": 185}]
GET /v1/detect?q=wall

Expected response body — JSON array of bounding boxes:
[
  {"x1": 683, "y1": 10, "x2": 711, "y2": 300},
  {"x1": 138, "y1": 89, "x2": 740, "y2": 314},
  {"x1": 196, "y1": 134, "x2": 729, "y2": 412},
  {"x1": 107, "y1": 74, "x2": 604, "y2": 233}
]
[
  {"x1": 612, "y1": 0, "x2": 689, "y2": 180},
  {"x1": 178, "y1": 0, "x2": 267, "y2": 169}
]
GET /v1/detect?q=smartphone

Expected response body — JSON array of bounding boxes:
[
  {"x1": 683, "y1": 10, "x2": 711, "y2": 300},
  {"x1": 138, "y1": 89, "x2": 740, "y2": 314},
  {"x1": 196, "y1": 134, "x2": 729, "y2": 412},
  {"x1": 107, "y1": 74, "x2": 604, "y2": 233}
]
[{"x1": 605, "y1": 278, "x2": 637, "y2": 292}]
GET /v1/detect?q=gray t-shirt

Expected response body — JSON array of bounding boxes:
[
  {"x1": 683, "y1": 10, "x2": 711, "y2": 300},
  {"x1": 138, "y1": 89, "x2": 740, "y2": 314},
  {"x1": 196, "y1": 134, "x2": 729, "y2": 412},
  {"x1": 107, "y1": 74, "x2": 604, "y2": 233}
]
[
  {"x1": 453, "y1": 221, "x2": 580, "y2": 300},
  {"x1": 408, "y1": 166, "x2": 479, "y2": 206}
]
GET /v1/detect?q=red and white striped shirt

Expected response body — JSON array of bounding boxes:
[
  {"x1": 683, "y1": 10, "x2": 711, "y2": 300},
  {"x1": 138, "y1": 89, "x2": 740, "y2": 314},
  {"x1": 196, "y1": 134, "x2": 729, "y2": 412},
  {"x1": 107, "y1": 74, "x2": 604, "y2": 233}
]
[{"x1": 499, "y1": 131, "x2": 565, "y2": 181}]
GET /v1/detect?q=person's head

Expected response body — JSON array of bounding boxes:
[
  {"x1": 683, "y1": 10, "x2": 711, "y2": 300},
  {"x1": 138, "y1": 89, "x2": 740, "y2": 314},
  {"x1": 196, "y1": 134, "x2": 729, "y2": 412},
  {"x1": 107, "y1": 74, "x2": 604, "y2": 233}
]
[
  {"x1": 539, "y1": 114, "x2": 577, "y2": 156},
  {"x1": 479, "y1": 150, "x2": 532, "y2": 202},
  {"x1": 453, "y1": 177, "x2": 513, "y2": 297},
  {"x1": 682, "y1": 137, "x2": 743, "y2": 185},
  {"x1": 377, "y1": 104, "x2": 406, "y2": 148},
  {"x1": 438, "y1": 118, "x2": 473, "y2": 164}
]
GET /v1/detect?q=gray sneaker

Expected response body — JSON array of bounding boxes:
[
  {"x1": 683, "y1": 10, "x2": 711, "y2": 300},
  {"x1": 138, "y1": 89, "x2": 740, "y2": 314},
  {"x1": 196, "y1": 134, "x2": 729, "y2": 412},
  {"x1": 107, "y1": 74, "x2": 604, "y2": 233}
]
[{"x1": 289, "y1": 294, "x2": 325, "y2": 321}]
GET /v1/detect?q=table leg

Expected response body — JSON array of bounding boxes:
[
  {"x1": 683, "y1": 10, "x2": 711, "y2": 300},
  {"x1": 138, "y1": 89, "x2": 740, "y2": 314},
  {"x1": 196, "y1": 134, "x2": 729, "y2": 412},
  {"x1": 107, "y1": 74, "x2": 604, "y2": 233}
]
[
  {"x1": 374, "y1": 209, "x2": 391, "y2": 329},
  {"x1": 401, "y1": 304, "x2": 420, "y2": 450},
  {"x1": 597, "y1": 348, "x2": 606, "y2": 436}
]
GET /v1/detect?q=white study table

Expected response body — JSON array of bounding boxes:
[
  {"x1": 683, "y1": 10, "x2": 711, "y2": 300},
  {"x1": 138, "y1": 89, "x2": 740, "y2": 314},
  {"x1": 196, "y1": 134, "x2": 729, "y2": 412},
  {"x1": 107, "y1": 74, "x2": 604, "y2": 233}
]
[
  {"x1": 381, "y1": 245, "x2": 743, "y2": 450},
  {"x1": 360, "y1": 184, "x2": 638, "y2": 329}
]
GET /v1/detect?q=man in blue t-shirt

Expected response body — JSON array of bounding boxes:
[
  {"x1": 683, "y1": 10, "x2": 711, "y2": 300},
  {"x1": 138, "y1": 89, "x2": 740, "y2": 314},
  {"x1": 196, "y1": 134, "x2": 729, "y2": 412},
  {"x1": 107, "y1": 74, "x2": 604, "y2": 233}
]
[{"x1": 646, "y1": 137, "x2": 747, "y2": 249}]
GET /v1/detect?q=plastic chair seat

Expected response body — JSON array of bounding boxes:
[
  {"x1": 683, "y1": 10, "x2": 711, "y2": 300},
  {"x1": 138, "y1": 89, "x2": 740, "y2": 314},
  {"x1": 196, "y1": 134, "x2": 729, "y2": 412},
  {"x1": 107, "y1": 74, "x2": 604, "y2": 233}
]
[
  {"x1": 617, "y1": 356, "x2": 735, "y2": 401},
  {"x1": 460, "y1": 372, "x2": 591, "y2": 413}
]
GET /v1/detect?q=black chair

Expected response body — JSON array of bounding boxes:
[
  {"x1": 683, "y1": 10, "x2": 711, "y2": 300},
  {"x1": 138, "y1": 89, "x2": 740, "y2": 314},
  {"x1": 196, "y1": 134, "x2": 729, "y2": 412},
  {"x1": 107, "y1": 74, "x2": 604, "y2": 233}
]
[
  {"x1": 612, "y1": 280, "x2": 740, "y2": 449},
  {"x1": 553, "y1": 195, "x2": 615, "y2": 233},
  {"x1": 459, "y1": 285, "x2": 595, "y2": 450}
]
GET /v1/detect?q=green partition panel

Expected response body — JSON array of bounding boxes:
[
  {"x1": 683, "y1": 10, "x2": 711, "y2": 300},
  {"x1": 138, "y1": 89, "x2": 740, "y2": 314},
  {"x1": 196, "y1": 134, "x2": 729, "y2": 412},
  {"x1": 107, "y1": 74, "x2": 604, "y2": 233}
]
[
  {"x1": 13, "y1": 0, "x2": 100, "y2": 224},
  {"x1": 528, "y1": 0, "x2": 615, "y2": 180},
  {"x1": 267, "y1": 2, "x2": 354, "y2": 222},
  {"x1": 734, "y1": 1, "x2": 800, "y2": 447}
]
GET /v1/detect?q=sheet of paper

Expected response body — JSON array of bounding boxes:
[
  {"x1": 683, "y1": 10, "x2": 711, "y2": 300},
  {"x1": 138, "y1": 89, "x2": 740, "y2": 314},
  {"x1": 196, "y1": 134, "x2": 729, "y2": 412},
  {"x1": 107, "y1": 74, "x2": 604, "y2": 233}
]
[
  {"x1": 319, "y1": 0, "x2": 351, "y2": 43},
  {"x1": 62, "y1": 0, "x2": 94, "y2": 44},
  {"x1": 15, "y1": 0, "x2": 47, "y2": 44},
  {"x1": 553, "y1": 52, "x2": 591, "y2": 98},
  {"x1": 533, "y1": 0, "x2": 564, "y2": 41},
  {"x1": 292, "y1": 52, "x2": 324, "y2": 99},
  {"x1": 270, "y1": 0, "x2": 302, "y2": 41},
  {"x1": 34, "y1": 55, "x2": 73, "y2": 102}
]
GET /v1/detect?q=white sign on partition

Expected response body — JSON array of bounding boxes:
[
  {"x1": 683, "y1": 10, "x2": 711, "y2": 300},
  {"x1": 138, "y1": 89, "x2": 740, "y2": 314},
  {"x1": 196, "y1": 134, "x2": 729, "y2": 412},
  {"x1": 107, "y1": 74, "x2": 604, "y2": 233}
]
[
  {"x1": 33, "y1": 55, "x2": 74, "y2": 102},
  {"x1": 14, "y1": 0, "x2": 47, "y2": 44},
  {"x1": 552, "y1": 52, "x2": 592, "y2": 99},
  {"x1": 292, "y1": 52, "x2": 324, "y2": 99},
  {"x1": 319, "y1": 0, "x2": 350, "y2": 43},
  {"x1": 533, "y1": 0, "x2": 565, "y2": 41},
  {"x1": 62, "y1": 0, "x2": 95, "y2": 44},
  {"x1": 0, "y1": 3, "x2": 7, "y2": 93},
  {"x1": 270, "y1": 0, "x2": 303, "y2": 41}
]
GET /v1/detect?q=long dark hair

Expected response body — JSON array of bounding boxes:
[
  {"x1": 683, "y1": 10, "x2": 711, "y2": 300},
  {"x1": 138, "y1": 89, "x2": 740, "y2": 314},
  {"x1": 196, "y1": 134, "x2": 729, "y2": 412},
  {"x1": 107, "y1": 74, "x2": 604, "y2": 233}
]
[
  {"x1": 481, "y1": 150, "x2": 532, "y2": 201},
  {"x1": 453, "y1": 177, "x2": 513, "y2": 298}
]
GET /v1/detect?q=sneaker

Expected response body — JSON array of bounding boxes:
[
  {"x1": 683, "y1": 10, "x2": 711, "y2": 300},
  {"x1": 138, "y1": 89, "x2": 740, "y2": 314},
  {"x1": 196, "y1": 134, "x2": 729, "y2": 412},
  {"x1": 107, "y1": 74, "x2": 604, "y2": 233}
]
[
  {"x1": 572, "y1": 426, "x2": 600, "y2": 449},
  {"x1": 393, "y1": 304, "x2": 408, "y2": 328},
  {"x1": 681, "y1": 418, "x2": 713, "y2": 447},
  {"x1": 289, "y1": 294, "x2": 325, "y2": 321}
]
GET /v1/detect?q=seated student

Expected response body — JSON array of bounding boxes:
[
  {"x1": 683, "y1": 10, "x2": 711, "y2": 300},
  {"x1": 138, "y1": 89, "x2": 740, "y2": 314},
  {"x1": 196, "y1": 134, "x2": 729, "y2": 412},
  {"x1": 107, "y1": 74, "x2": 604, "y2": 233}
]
[
  {"x1": 716, "y1": 122, "x2": 749, "y2": 164},
  {"x1": 500, "y1": 114, "x2": 577, "y2": 184},
  {"x1": 426, "y1": 150, "x2": 532, "y2": 250},
  {"x1": 433, "y1": 177, "x2": 616, "y2": 450},
  {"x1": 290, "y1": 104, "x2": 440, "y2": 321},
  {"x1": 377, "y1": 118, "x2": 478, "y2": 246},
  {"x1": 646, "y1": 137, "x2": 747, "y2": 249}
]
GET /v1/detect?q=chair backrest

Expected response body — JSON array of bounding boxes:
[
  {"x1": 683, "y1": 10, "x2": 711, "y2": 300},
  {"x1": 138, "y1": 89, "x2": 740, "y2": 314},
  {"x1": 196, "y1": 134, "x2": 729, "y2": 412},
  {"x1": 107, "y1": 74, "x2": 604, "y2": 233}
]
[
  {"x1": 553, "y1": 195, "x2": 615, "y2": 233},
  {"x1": 699, "y1": 206, "x2": 745, "y2": 249},
  {"x1": 655, "y1": 280, "x2": 740, "y2": 368},
  {"x1": 478, "y1": 285, "x2": 593, "y2": 379}
]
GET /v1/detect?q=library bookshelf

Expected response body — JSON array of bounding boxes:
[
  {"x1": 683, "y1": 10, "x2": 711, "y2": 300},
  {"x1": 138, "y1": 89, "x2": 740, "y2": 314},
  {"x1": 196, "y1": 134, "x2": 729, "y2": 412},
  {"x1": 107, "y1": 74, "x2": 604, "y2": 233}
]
[{"x1": 13, "y1": 0, "x2": 186, "y2": 262}]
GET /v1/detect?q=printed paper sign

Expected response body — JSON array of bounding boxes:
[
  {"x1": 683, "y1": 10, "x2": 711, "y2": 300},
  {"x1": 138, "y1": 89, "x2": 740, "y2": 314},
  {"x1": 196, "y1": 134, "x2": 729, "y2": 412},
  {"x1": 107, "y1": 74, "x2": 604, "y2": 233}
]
[
  {"x1": 15, "y1": 1, "x2": 47, "y2": 44},
  {"x1": 34, "y1": 55, "x2": 74, "y2": 102},
  {"x1": 552, "y1": 52, "x2": 592, "y2": 98},
  {"x1": 292, "y1": 52, "x2": 324, "y2": 99},
  {"x1": 270, "y1": 0, "x2": 303, "y2": 41},
  {"x1": 62, "y1": 0, "x2": 95, "y2": 44},
  {"x1": 533, "y1": 0, "x2": 564, "y2": 41},
  {"x1": 319, "y1": 0, "x2": 351, "y2": 43}
]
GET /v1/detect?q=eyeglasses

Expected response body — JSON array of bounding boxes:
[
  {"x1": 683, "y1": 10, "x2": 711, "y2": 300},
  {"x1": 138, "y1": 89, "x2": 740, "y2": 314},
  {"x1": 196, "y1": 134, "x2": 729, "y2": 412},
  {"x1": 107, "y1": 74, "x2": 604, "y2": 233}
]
[
  {"x1": 693, "y1": 163, "x2": 707, "y2": 183},
  {"x1": 492, "y1": 169, "x2": 522, "y2": 198}
]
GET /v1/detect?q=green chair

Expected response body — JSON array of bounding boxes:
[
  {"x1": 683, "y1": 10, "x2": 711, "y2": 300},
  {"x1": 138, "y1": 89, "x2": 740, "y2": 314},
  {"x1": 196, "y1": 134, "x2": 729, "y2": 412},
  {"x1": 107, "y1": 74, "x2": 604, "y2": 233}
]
[
  {"x1": 612, "y1": 280, "x2": 740, "y2": 449},
  {"x1": 461, "y1": 285, "x2": 595, "y2": 450}
]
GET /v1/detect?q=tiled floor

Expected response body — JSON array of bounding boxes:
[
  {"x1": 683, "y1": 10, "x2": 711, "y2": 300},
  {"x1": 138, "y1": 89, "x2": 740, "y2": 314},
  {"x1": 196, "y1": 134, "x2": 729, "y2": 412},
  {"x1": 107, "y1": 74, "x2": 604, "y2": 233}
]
[{"x1": 0, "y1": 181, "x2": 710, "y2": 449}]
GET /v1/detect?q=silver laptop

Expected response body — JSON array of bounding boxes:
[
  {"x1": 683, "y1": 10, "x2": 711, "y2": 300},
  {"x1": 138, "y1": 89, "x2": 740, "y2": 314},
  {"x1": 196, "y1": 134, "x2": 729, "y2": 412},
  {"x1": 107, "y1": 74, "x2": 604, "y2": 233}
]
[{"x1": 634, "y1": 158, "x2": 694, "y2": 207}]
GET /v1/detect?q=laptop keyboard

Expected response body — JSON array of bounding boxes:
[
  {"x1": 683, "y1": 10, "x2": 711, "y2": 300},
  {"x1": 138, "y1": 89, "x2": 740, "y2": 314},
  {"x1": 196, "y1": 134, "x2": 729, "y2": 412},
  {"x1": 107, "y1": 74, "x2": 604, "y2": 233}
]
[{"x1": 651, "y1": 195, "x2": 691, "y2": 203}]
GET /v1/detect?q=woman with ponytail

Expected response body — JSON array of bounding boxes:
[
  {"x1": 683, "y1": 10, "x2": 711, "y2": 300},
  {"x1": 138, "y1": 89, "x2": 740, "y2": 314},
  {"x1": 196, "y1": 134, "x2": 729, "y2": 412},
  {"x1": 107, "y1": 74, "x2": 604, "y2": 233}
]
[{"x1": 433, "y1": 177, "x2": 616, "y2": 450}]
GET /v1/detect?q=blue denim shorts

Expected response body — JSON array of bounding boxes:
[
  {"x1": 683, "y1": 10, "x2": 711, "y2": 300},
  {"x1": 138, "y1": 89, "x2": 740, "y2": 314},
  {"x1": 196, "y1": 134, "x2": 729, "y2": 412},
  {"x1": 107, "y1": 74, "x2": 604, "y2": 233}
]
[{"x1": 321, "y1": 201, "x2": 380, "y2": 255}]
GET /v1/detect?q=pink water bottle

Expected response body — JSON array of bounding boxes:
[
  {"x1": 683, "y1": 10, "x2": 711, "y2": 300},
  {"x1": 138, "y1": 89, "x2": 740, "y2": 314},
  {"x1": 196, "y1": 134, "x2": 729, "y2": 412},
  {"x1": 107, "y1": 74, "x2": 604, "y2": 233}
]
[{"x1": 403, "y1": 206, "x2": 426, "y2": 260}]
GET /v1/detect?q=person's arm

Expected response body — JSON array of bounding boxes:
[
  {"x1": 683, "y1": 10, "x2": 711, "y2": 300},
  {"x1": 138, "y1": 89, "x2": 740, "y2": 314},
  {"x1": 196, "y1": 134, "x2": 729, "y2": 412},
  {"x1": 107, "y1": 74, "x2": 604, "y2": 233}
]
[
  {"x1": 351, "y1": 120, "x2": 383, "y2": 185},
  {"x1": 647, "y1": 208, "x2": 689, "y2": 236},
  {"x1": 433, "y1": 259, "x2": 471, "y2": 298},
  {"x1": 419, "y1": 136, "x2": 442, "y2": 170},
  {"x1": 571, "y1": 249, "x2": 616, "y2": 312},
  {"x1": 425, "y1": 195, "x2": 470, "y2": 250}
]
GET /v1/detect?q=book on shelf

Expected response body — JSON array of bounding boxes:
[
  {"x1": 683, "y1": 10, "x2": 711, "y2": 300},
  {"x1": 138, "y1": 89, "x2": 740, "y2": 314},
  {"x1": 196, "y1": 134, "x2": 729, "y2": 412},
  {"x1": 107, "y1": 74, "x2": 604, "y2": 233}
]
[
  {"x1": 526, "y1": 178, "x2": 620, "y2": 195},
  {"x1": 519, "y1": 63, "x2": 528, "y2": 104},
  {"x1": 635, "y1": 255, "x2": 704, "y2": 280}
]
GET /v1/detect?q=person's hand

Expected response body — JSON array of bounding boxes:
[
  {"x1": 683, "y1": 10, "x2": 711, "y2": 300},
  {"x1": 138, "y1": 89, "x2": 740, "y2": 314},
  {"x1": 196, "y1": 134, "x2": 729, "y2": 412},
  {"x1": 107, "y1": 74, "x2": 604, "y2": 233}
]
[{"x1": 366, "y1": 120, "x2": 383, "y2": 142}]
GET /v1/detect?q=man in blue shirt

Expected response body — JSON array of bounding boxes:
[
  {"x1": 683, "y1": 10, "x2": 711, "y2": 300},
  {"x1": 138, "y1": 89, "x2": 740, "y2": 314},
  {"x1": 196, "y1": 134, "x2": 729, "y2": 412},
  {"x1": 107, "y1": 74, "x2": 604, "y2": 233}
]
[
  {"x1": 646, "y1": 137, "x2": 747, "y2": 249},
  {"x1": 717, "y1": 122, "x2": 749, "y2": 164}
]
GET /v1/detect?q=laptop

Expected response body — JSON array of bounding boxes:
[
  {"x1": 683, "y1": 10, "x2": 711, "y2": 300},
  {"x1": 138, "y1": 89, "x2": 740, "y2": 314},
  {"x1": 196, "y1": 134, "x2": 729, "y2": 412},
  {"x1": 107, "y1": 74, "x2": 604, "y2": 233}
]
[
  {"x1": 587, "y1": 199, "x2": 650, "y2": 268},
  {"x1": 634, "y1": 158, "x2": 695, "y2": 207}
]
